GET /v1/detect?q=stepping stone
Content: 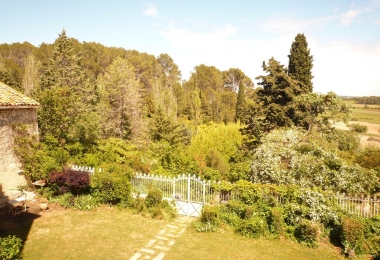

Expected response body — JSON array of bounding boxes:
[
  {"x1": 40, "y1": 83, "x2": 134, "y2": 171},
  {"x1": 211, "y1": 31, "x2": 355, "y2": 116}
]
[
  {"x1": 166, "y1": 224, "x2": 178, "y2": 229},
  {"x1": 130, "y1": 252, "x2": 141, "y2": 260},
  {"x1": 140, "y1": 248, "x2": 155, "y2": 254},
  {"x1": 146, "y1": 239, "x2": 156, "y2": 247},
  {"x1": 153, "y1": 245, "x2": 170, "y2": 251},
  {"x1": 156, "y1": 235, "x2": 169, "y2": 241},
  {"x1": 153, "y1": 253, "x2": 165, "y2": 260},
  {"x1": 158, "y1": 229, "x2": 166, "y2": 235}
]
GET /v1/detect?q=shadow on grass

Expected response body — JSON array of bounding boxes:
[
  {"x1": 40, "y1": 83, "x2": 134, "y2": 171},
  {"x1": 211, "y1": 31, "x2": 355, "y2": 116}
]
[{"x1": 0, "y1": 203, "x2": 41, "y2": 253}]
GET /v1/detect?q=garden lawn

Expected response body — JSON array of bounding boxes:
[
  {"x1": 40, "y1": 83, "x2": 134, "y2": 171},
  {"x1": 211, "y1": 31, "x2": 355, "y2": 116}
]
[
  {"x1": 6, "y1": 207, "x2": 371, "y2": 260},
  {"x1": 165, "y1": 224, "x2": 368, "y2": 260},
  {"x1": 13, "y1": 206, "x2": 170, "y2": 259}
]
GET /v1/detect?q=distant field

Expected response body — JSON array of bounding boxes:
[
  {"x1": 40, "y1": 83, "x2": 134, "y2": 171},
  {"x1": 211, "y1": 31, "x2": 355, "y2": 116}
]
[
  {"x1": 344, "y1": 100, "x2": 380, "y2": 124},
  {"x1": 350, "y1": 108, "x2": 380, "y2": 124},
  {"x1": 351, "y1": 104, "x2": 380, "y2": 109}
]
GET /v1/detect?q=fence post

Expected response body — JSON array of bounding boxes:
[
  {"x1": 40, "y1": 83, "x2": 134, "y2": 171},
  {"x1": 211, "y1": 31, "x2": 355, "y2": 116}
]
[
  {"x1": 187, "y1": 175, "x2": 191, "y2": 216},
  {"x1": 173, "y1": 177, "x2": 176, "y2": 201},
  {"x1": 202, "y1": 181, "x2": 206, "y2": 206}
]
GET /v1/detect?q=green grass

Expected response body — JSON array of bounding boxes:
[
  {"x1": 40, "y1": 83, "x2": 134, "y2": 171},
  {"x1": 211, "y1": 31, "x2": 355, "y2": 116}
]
[
  {"x1": 351, "y1": 108, "x2": 380, "y2": 124},
  {"x1": 4, "y1": 208, "x2": 372, "y2": 260},
  {"x1": 166, "y1": 227, "x2": 340, "y2": 260},
  {"x1": 165, "y1": 224, "x2": 368, "y2": 260},
  {"x1": 11, "y1": 207, "x2": 170, "y2": 259}
]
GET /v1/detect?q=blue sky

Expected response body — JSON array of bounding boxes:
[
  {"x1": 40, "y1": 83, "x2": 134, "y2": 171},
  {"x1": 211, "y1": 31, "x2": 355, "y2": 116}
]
[{"x1": 1, "y1": 0, "x2": 380, "y2": 96}]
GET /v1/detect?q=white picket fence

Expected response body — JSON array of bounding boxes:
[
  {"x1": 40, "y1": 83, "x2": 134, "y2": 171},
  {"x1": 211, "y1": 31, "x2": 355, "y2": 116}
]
[
  {"x1": 71, "y1": 165, "x2": 380, "y2": 218},
  {"x1": 132, "y1": 173, "x2": 217, "y2": 217},
  {"x1": 332, "y1": 194, "x2": 380, "y2": 218},
  {"x1": 70, "y1": 165, "x2": 98, "y2": 176}
]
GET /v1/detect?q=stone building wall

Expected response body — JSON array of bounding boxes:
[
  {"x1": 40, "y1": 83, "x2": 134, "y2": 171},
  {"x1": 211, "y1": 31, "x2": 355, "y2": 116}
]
[{"x1": 0, "y1": 108, "x2": 38, "y2": 191}]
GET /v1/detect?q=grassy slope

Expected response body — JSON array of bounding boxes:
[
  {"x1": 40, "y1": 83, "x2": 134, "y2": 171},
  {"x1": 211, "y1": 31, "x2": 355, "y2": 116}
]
[{"x1": 18, "y1": 207, "x2": 170, "y2": 259}]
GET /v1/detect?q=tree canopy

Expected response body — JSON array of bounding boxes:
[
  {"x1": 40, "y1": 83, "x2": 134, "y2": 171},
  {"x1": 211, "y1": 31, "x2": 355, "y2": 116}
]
[{"x1": 288, "y1": 33, "x2": 314, "y2": 93}]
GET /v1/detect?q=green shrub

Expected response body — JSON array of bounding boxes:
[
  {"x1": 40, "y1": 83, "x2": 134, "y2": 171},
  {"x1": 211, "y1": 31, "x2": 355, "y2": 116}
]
[
  {"x1": 366, "y1": 236, "x2": 380, "y2": 258},
  {"x1": 53, "y1": 193, "x2": 75, "y2": 208},
  {"x1": 341, "y1": 216, "x2": 366, "y2": 255},
  {"x1": 283, "y1": 203, "x2": 306, "y2": 226},
  {"x1": 132, "y1": 197, "x2": 147, "y2": 213},
  {"x1": 268, "y1": 207, "x2": 285, "y2": 236},
  {"x1": 224, "y1": 201, "x2": 247, "y2": 218},
  {"x1": 90, "y1": 163, "x2": 132, "y2": 205},
  {"x1": 149, "y1": 206, "x2": 164, "y2": 219},
  {"x1": 160, "y1": 200, "x2": 177, "y2": 219},
  {"x1": 349, "y1": 123, "x2": 368, "y2": 134},
  {"x1": 236, "y1": 216, "x2": 268, "y2": 238},
  {"x1": 200, "y1": 205, "x2": 220, "y2": 225},
  {"x1": 74, "y1": 194, "x2": 99, "y2": 211},
  {"x1": 294, "y1": 219, "x2": 321, "y2": 248},
  {"x1": 219, "y1": 209, "x2": 242, "y2": 229},
  {"x1": 194, "y1": 221, "x2": 218, "y2": 232},
  {"x1": 37, "y1": 186, "x2": 56, "y2": 200},
  {"x1": 145, "y1": 188, "x2": 163, "y2": 208},
  {"x1": 0, "y1": 235, "x2": 22, "y2": 260}
]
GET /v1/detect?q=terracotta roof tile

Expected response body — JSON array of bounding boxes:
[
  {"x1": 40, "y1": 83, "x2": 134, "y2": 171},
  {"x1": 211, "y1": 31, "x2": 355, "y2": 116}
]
[{"x1": 0, "y1": 82, "x2": 39, "y2": 107}]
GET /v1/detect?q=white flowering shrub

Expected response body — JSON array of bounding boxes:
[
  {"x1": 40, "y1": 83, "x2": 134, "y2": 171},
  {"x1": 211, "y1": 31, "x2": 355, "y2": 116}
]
[{"x1": 250, "y1": 128, "x2": 379, "y2": 194}]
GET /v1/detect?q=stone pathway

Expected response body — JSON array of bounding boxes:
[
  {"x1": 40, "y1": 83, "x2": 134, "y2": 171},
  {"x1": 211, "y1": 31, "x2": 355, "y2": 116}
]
[{"x1": 130, "y1": 216, "x2": 194, "y2": 260}]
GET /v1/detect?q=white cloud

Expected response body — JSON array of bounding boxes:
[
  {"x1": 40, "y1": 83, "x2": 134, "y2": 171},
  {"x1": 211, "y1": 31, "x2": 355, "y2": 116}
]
[
  {"x1": 258, "y1": 15, "x2": 334, "y2": 34},
  {"x1": 160, "y1": 24, "x2": 238, "y2": 51},
  {"x1": 340, "y1": 1, "x2": 380, "y2": 26},
  {"x1": 143, "y1": 4, "x2": 157, "y2": 18},
  {"x1": 340, "y1": 9, "x2": 361, "y2": 25}
]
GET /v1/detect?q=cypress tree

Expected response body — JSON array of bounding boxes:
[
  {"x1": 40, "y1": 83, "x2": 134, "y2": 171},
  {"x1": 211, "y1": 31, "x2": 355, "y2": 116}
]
[
  {"x1": 255, "y1": 58, "x2": 303, "y2": 129},
  {"x1": 288, "y1": 33, "x2": 314, "y2": 93},
  {"x1": 235, "y1": 81, "x2": 246, "y2": 123}
]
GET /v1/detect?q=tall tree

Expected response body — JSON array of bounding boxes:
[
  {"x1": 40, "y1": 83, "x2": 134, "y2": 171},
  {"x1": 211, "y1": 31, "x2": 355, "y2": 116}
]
[
  {"x1": 184, "y1": 65, "x2": 232, "y2": 123},
  {"x1": 288, "y1": 33, "x2": 314, "y2": 93},
  {"x1": 22, "y1": 54, "x2": 41, "y2": 95},
  {"x1": 37, "y1": 30, "x2": 99, "y2": 147},
  {"x1": 222, "y1": 68, "x2": 254, "y2": 93},
  {"x1": 235, "y1": 82, "x2": 246, "y2": 123},
  {"x1": 255, "y1": 58, "x2": 304, "y2": 129},
  {"x1": 97, "y1": 57, "x2": 147, "y2": 143},
  {"x1": 39, "y1": 30, "x2": 85, "y2": 90}
]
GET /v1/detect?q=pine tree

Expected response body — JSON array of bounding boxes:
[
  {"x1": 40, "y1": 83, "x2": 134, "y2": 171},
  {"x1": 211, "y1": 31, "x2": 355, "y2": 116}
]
[
  {"x1": 235, "y1": 82, "x2": 246, "y2": 123},
  {"x1": 39, "y1": 30, "x2": 85, "y2": 90},
  {"x1": 288, "y1": 33, "x2": 314, "y2": 93},
  {"x1": 255, "y1": 58, "x2": 303, "y2": 129},
  {"x1": 37, "y1": 30, "x2": 99, "y2": 146},
  {"x1": 97, "y1": 57, "x2": 147, "y2": 143}
]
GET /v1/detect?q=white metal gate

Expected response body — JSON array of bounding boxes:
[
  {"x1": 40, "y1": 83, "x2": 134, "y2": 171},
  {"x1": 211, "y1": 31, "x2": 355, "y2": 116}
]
[{"x1": 132, "y1": 174, "x2": 215, "y2": 217}]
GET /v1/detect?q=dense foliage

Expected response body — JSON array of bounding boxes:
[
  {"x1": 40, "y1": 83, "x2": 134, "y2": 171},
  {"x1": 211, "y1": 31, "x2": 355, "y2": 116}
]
[
  {"x1": 249, "y1": 128, "x2": 378, "y2": 194},
  {"x1": 198, "y1": 182, "x2": 380, "y2": 257},
  {"x1": 0, "y1": 235, "x2": 23, "y2": 260},
  {"x1": 2, "y1": 29, "x2": 379, "y2": 257},
  {"x1": 49, "y1": 169, "x2": 90, "y2": 195},
  {"x1": 288, "y1": 33, "x2": 314, "y2": 93}
]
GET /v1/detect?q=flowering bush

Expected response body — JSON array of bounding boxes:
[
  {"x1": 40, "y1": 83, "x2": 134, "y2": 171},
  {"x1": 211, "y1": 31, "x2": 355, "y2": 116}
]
[{"x1": 249, "y1": 128, "x2": 379, "y2": 194}]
